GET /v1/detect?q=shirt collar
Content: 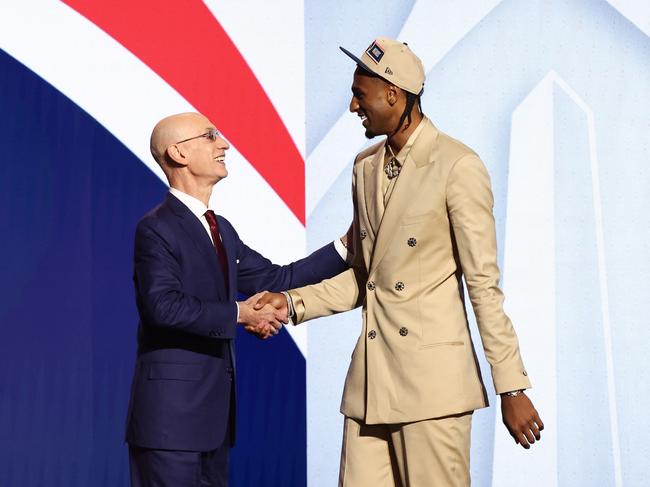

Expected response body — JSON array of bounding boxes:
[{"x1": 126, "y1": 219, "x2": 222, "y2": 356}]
[{"x1": 169, "y1": 187, "x2": 211, "y2": 219}]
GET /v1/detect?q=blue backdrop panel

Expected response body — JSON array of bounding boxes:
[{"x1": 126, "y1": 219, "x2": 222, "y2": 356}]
[
  {"x1": 231, "y1": 327, "x2": 306, "y2": 487},
  {"x1": 0, "y1": 49, "x2": 306, "y2": 487}
]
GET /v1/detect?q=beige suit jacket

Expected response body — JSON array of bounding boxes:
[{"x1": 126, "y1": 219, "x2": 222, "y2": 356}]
[{"x1": 290, "y1": 118, "x2": 531, "y2": 425}]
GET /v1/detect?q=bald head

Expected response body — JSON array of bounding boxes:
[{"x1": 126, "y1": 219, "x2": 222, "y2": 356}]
[
  {"x1": 150, "y1": 112, "x2": 212, "y2": 168},
  {"x1": 148, "y1": 112, "x2": 230, "y2": 202}
]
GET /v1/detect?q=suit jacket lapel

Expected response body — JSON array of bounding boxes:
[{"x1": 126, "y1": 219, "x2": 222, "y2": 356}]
[
  {"x1": 363, "y1": 145, "x2": 385, "y2": 237},
  {"x1": 369, "y1": 120, "x2": 439, "y2": 276},
  {"x1": 166, "y1": 194, "x2": 227, "y2": 294},
  {"x1": 166, "y1": 194, "x2": 214, "y2": 257}
]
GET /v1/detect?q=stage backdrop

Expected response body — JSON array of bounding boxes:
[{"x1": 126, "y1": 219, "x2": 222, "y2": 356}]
[{"x1": 1, "y1": 1, "x2": 648, "y2": 486}]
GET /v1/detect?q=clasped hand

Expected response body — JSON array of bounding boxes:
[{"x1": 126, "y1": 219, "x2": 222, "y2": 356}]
[{"x1": 238, "y1": 291, "x2": 288, "y2": 340}]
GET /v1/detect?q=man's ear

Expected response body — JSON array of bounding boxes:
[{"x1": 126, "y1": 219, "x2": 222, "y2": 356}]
[
  {"x1": 388, "y1": 84, "x2": 401, "y2": 106},
  {"x1": 166, "y1": 144, "x2": 188, "y2": 166}
]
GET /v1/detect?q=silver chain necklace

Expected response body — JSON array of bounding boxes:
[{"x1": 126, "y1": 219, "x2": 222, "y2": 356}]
[{"x1": 384, "y1": 145, "x2": 402, "y2": 179}]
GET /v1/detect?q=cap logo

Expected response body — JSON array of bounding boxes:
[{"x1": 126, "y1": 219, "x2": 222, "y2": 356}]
[
  {"x1": 384, "y1": 67, "x2": 393, "y2": 75},
  {"x1": 366, "y1": 41, "x2": 384, "y2": 64}
]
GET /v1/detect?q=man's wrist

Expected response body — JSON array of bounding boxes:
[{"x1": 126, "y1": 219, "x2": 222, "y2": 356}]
[
  {"x1": 236, "y1": 300, "x2": 257, "y2": 325},
  {"x1": 281, "y1": 291, "x2": 295, "y2": 325},
  {"x1": 501, "y1": 389, "x2": 525, "y2": 397}
]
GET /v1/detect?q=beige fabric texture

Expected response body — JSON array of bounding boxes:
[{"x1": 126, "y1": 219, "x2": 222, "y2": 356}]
[
  {"x1": 289, "y1": 118, "x2": 531, "y2": 425},
  {"x1": 339, "y1": 414, "x2": 472, "y2": 487},
  {"x1": 355, "y1": 37, "x2": 426, "y2": 95}
]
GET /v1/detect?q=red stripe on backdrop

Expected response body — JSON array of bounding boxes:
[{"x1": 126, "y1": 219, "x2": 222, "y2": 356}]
[{"x1": 64, "y1": 0, "x2": 305, "y2": 224}]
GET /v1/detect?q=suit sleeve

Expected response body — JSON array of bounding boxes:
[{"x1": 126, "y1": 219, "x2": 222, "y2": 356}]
[
  {"x1": 221, "y1": 217, "x2": 348, "y2": 296},
  {"x1": 288, "y1": 163, "x2": 368, "y2": 323},
  {"x1": 134, "y1": 219, "x2": 238, "y2": 339},
  {"x1": 446, "y1": 155, "x2": 532, "y2": 394}
]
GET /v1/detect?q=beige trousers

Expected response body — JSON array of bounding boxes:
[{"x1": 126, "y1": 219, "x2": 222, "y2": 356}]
[{"x1": 339, "y1": 413, "x2": 472, "y2": 487}]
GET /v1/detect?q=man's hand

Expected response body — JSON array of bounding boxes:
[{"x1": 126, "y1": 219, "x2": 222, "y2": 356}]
[
  {"x1": 501, "y1": 392, "x2": 544, "y2": 449},
  {"x1": 237, "y1": 292, "x2": 285, "y2": 340},
  {"x1": 253, "y1": 292, "x2": 289, "y2": 323}
]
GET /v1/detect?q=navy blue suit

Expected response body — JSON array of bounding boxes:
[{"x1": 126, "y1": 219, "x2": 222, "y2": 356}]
[{"x1": 126, "y1": 193, "x2": 346, "y2": 474}]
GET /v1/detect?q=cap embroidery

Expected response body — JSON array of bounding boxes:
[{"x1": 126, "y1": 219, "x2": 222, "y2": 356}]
[{"x1": 366, "y1": 41, "x2": 384, "y2": 63}]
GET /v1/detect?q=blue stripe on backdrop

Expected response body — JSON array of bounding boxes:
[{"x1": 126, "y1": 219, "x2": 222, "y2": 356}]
[
  {"x1": 232, "y1": 324, "x2": 306, "y2": 487},
  {"x1": 0, "y1": 49, "x2": 306, "y2": 487}
]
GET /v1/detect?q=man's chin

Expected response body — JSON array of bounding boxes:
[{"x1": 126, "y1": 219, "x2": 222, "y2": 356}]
[
  {"x1": 364, "y1": 129, "x2": 377, "y2": 139},
  {"x1": 213, "y1": 170, "x2": 228, "y2": 183}
]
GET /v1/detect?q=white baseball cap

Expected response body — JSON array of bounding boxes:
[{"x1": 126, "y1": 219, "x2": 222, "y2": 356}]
[{"x1": 340, "y1": 37, "x2": 425, "y2": 95}]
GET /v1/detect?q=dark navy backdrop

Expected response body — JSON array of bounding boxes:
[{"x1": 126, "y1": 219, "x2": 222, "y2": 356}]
[{"x1": 0, "y1": 49, "x2": 306, "y2": 487}]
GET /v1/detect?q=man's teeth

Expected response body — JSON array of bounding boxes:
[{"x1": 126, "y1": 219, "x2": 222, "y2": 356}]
[
  {"x1": 360, "y1": 115, "x2": 367, "y2": 121},
  {"x1": 215, "y1": 156, "x2": 225, "y2": 163}
]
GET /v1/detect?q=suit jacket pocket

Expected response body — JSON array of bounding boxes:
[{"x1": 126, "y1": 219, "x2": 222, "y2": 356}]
[
  {"x1": 419, "y1": 340, "x2": 464, "y2": 350},
  {"x1": 148, "y1": 362, "x2": 203, "y2": 381},
  {"x1": 400, "y1": 210, "x2": 443, "y2": 226}
]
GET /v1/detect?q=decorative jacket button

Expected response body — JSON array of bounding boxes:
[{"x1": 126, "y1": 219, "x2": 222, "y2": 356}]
[
  {"x1": 368, "y1": 330, "x2": 377, "y2": 339},
  {"x1": 407, "y1": 237, "x2": 417, "y2": 247},
  {"x1": 395, "y1": 281, "x2": 405, "y2": 291},
  {"x1": 399, "y1": 327, "x2": 408, "y2": 336},
  {"x1": 367, "y1": 281, "x2": 376, "y2": 291},
  {"x1": 360, "y1": 229, "x2": 367, "y2": 240}
]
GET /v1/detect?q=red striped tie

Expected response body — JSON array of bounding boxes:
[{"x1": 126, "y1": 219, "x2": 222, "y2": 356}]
[{"x1": 204, "y1": 210, "x2": 229, "y2": 291}]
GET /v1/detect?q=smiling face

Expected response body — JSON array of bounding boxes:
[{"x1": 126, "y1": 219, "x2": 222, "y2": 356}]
[
  {"x1": 178, "y1": 114, "x2": 230, "y2": 184},
  {"x1": 151, "y1": 112, "x2": 231, "y2": 190},
  {"x1": 349, "y1": 67, "x2": 402, "y2": 139}
]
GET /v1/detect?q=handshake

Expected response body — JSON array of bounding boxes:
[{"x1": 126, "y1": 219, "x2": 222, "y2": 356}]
[
  {"x1": 237, "y1": 291, "x2": 291, "y2": 339},
  {"x1": 235, "y1": 228, "x2": 352, "y2": 339}
]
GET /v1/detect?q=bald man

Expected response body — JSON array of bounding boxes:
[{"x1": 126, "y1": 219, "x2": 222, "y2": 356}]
[{"x1": 125, "y1": 113, "x2": 349, "y2": 487}]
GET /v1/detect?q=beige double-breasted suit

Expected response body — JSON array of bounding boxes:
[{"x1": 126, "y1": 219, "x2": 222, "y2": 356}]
[{"x1": 289, "y1": 118, "x2": 531, "y2": 484}]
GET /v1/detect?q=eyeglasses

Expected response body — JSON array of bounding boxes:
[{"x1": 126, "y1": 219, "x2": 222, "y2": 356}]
[{"x1": 174, "y1": 128, "x2": 222, "y2": 145}]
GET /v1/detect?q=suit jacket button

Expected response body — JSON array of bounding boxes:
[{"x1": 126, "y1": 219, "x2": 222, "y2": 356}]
[
  {"x1": 399, "y1": 327, "x2": 408, "y2": 336},
  {"x1": 395, "y1": 281, "x2": 405, "y2": 291},
  {"x1": 360, "y1": 229, "x2": 367, "y2": 240},
  {"x1": 407, "y1": 237, "x2": 417, "y2": 247},
  {"x1": 368, "y1": 330, "x2": 377, "y2": 339},
  {"x1": 523, "y1": 371, "x2": 528, "y2": 376},
  {"x1": 367, "y1": 281, "x2": 376, "y2": 291}
]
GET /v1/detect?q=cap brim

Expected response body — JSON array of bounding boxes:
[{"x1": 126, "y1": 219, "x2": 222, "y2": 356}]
[{"x1": 339, "y1": 46, "x2": 375, "y2": 75}]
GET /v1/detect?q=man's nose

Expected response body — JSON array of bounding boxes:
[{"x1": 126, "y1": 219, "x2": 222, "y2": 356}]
[
  {"x1": 218, "y1": 137, "x2": 230, "y2": 150},
  {"x1": 349, "y1": 97, "x2": 358, "y2": 113}
]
